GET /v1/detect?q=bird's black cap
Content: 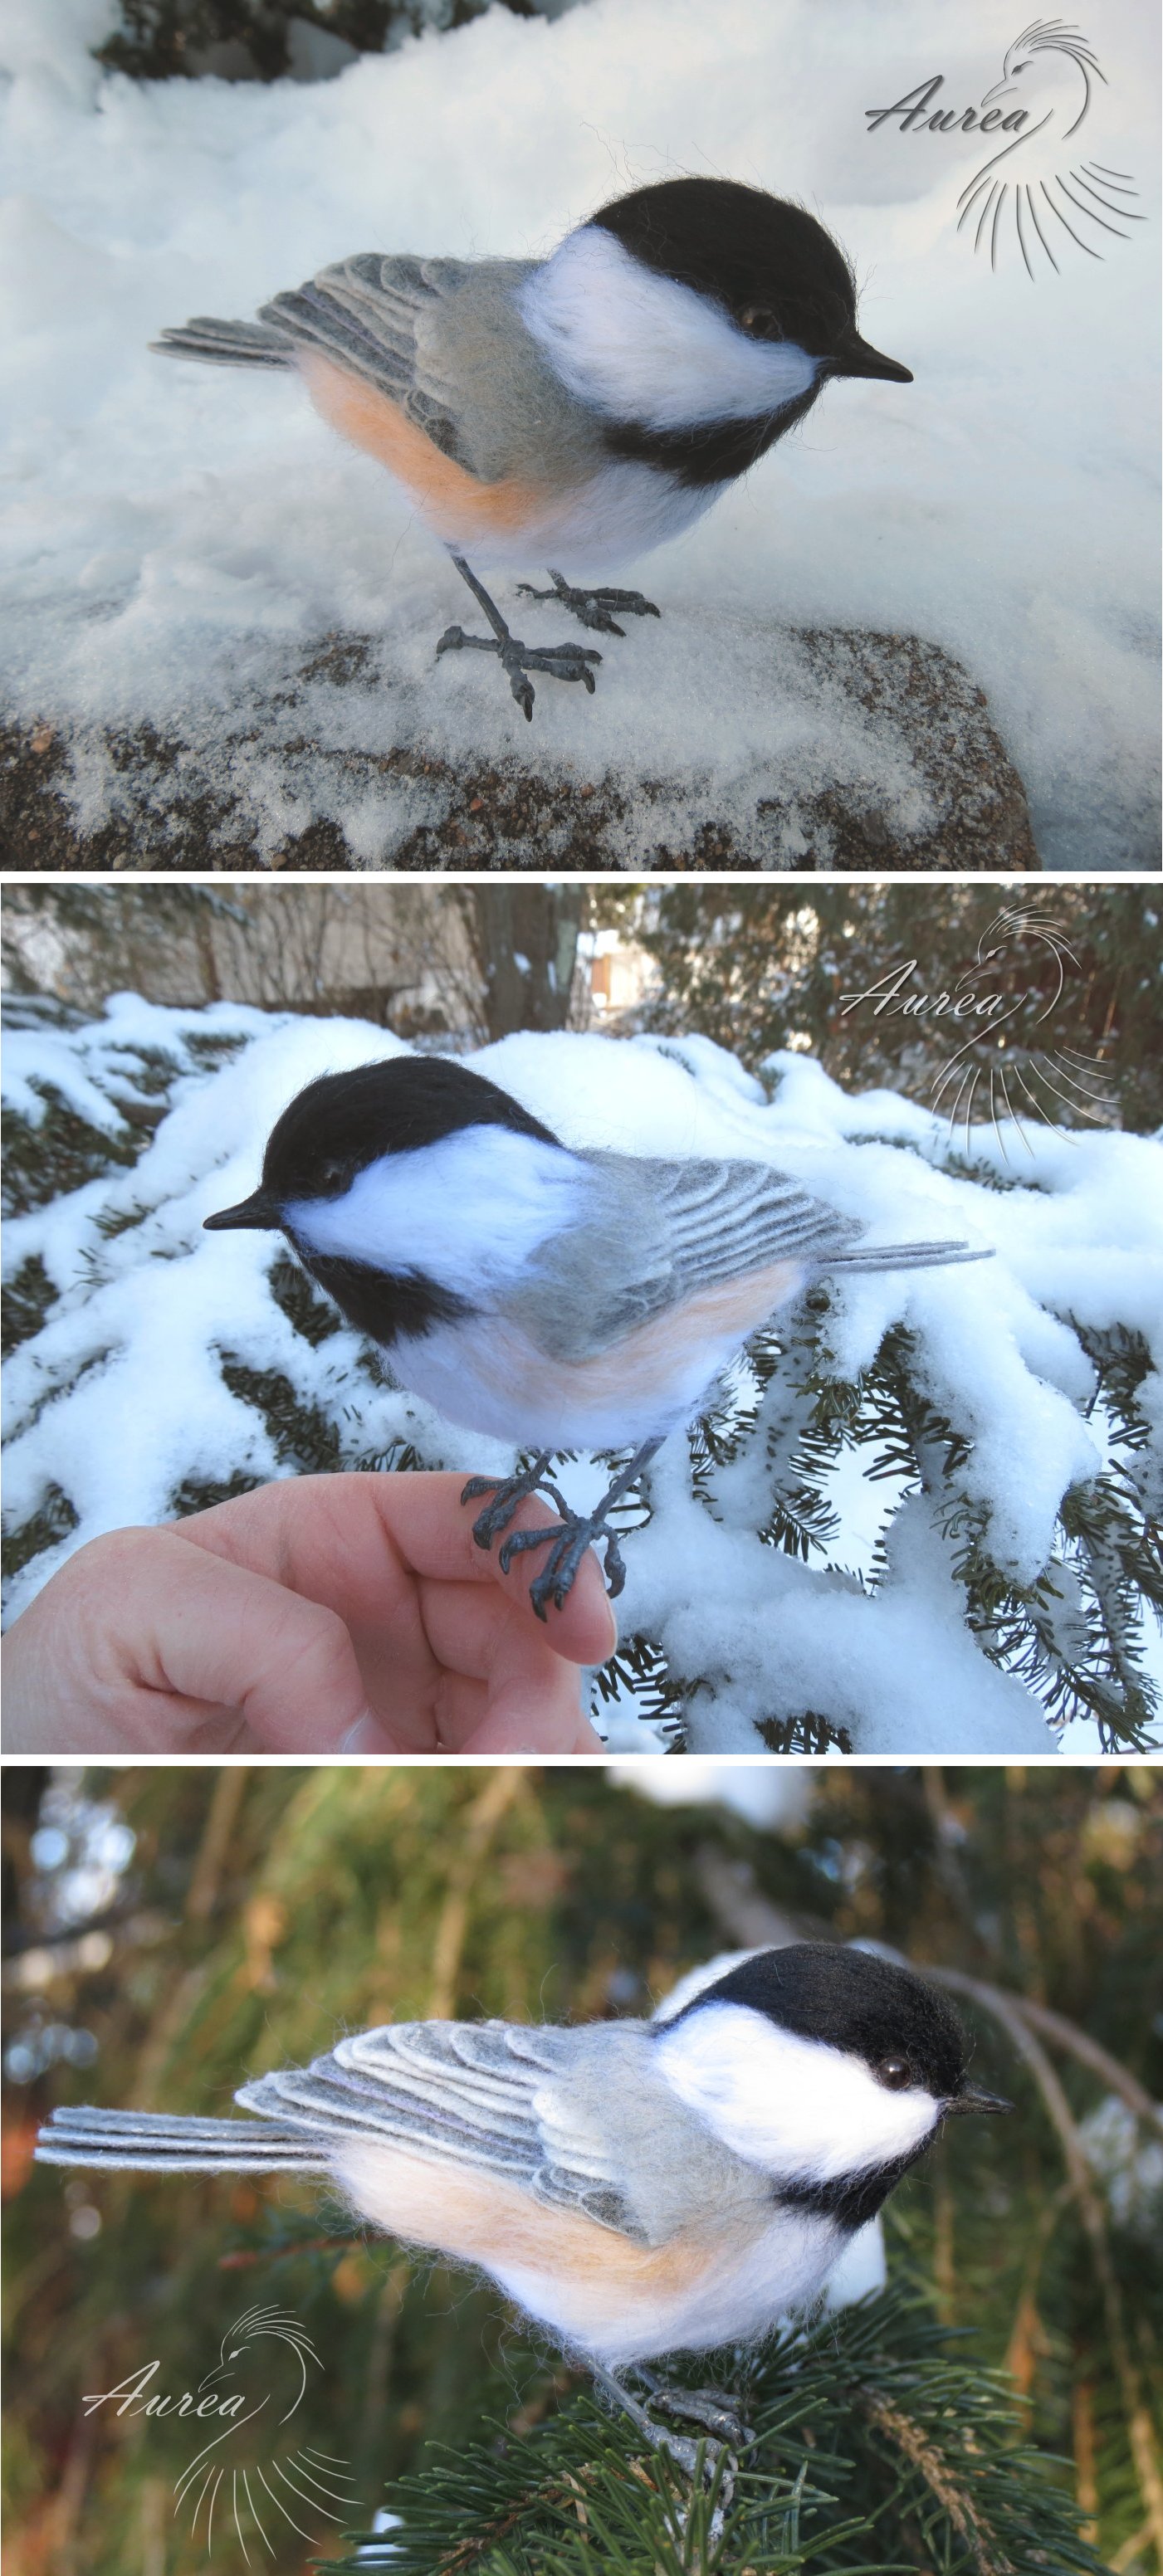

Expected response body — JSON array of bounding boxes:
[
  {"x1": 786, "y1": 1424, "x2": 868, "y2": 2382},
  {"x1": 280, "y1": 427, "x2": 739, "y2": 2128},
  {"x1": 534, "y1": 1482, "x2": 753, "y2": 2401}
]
[
  {"x1": 590, "y1": 178, "x2": 912, "y2": 384},
  {"x1": 683, "y1": 1942, "x2": 1010, "y2": 2112},
  {"x1": 203, "y1": 1056, "x2": 562, "y2": 1232}
]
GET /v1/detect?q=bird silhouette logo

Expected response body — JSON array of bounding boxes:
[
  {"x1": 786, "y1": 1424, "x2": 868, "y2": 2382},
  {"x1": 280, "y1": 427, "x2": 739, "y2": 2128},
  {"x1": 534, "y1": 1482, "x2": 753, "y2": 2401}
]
[
  {"x1": 956, "y1": 21, "x2": 1145, "y2": 275},
  {"x1": 173, "y1": 2304, "x2": 364, "y2": 2564},
  {"x1": 925, "y1": 902, "x2": 1118, "y2": 1156}
]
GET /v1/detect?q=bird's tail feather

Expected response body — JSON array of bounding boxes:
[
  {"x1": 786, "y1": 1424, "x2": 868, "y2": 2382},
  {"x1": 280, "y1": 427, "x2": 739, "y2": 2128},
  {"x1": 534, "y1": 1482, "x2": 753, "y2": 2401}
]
[
  {"x1": 824, "y1": 1240, "x2": 990, "y2": 1274},
  {"x1": 35, "y1": 2105, "x2": 327, "y2": 2174},
  {"x1": 151, "y1": 316, "x2": 295, "y2": 369}
]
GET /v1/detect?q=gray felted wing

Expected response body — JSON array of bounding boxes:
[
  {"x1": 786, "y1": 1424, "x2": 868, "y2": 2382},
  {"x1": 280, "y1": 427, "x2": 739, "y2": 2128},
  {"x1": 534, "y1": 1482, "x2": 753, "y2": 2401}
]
[
  {"x1": 520, "y1": 1152, "x2": 982, "y2": 1362},
  {"x1": 237, "y1": 2020, "x2": 643, "y2": 2236},
  {"x1": 257, "y1": 254, "x2": 481, "y2": 463},
  {"x1": 34, "y1": 2020, "x2": 641, "y2": 2233}
]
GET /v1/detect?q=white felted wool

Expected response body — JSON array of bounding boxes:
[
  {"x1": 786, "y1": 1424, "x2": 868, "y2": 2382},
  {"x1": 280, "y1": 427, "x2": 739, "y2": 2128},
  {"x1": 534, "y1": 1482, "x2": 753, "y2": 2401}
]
[
  {"x1": 518, "y1": 224, "x2": 818, "y2": 430},
  {"x1": 472, "y1": 457, "x2": 726, "y2": 576},
  {"x1": 284, "y1": 1125, "x2": 587, "y2": 1293},
  {"x1": 489, "y1": 2198, "x2": 848, "y2": 2366},
  {"x1": 653, "y1": 2003, "x2": 938, "y2": 2182}
]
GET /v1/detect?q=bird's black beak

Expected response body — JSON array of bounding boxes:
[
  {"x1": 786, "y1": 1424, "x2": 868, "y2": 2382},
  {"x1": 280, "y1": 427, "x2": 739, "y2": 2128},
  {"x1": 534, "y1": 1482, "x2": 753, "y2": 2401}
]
[
  {"x1": 829, "y1": 330, "x2": 913, "y2": 385},
  {"x1": 944, "y1": 2085, "x2": 1014, "y2": 2117},
  {"x1": 203, "y1": 1190, "x2": 281, "y2": 1232}
]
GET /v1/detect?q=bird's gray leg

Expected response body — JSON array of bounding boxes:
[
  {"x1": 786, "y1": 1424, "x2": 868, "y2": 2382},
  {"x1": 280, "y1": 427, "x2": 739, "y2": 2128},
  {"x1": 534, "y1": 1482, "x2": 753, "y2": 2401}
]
[
  {"x1": 591, "y1": 2367, "x2": 746, "y2": 2526},
  {"x1": 461, "y1": 1451, "x2": 567, "y2": 1549},
  {"x1": 491, "y1": 1437, "x2": 665, "y2": 1621},
  {"x1": 516, "y1": 567, "x2": 662, "y2": 639},
  {"x1": 589, "y1": 2369, "x2": 706, "y2": 2481},
  {"x1": 436, "y1": 554, "x2": 601, "y2": 722}
]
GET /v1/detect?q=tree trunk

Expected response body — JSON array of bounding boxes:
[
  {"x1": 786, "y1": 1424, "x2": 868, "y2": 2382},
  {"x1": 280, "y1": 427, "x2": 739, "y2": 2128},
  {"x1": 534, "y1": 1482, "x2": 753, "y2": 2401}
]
[{"x1": 461, "y1": 886, "x2": 587, "y2": 1042}]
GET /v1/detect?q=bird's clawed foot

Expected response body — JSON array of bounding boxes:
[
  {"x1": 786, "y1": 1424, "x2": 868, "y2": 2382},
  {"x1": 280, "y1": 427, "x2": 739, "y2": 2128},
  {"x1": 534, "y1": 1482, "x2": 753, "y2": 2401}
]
[
  {"x1": 516, "y1": 568, "x2": 662, "y2": 638},
  {"x1": 649, "y1": 2387, "x2": 754, "y2": 2452},
  {"x1": 592, "y1": 2369, "x2": 750, "y2": 2525},
  {"x1": 464, "y1": 1437, "x2": 662, "y2": 1620},
  {"x1": 495, "y1": 1505, "x2": 628, "y2": 1621},
  {"x1": 439, "y1": 554, "x2": 601, "y2": 720},
  {"x1": 436, "y1": 622, "x2": 600, "y2": 722},
  {"x1": 462, "y1": 1455, "x2": 566, "y2": 1550}
]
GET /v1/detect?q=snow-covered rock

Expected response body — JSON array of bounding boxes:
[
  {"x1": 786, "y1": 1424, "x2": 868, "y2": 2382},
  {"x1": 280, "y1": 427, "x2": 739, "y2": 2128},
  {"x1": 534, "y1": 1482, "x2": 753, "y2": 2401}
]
[
  {"x1": 1, "y1": 0, "x2": 1156, "y2": 867},
  {"x1": 2, "y1": 625, "x2": 1038, "y2": 869}
]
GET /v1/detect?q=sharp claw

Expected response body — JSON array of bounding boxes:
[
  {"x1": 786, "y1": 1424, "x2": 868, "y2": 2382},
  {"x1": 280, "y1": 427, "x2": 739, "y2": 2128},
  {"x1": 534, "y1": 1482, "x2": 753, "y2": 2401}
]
[{"x1": 462, "y1": 1476, "x2": 499, "y2": 1505}]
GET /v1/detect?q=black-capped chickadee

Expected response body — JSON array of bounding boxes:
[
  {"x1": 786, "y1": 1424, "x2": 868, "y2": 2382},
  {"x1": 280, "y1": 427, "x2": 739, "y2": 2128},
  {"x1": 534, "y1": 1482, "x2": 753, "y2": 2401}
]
[
  {"x1": 202, "y1": 1056, "x2": 986, "y2": 1617},
  {"x1": 153, "y1": 177, "x2": 912, "y2": 719},
  {"x1": 36, "y1": 1944, "x2": 1009, "y2": 2370}
]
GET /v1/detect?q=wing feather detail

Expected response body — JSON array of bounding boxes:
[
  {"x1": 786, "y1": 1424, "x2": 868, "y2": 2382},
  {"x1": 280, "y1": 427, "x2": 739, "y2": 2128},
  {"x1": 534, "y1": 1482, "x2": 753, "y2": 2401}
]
[
  {"x1": 257, "y1": 254, "x2": 476, "y2": 461},
  {"x1": 237, "y1": 2022, "x2": 638, "y2": 2231},
  {"x1": 35, "y1": 2022, "x2": 638, "y2": 2230},
  {"x1": 527, "y1": 1152, "x2": 982, "y2": 1359}
]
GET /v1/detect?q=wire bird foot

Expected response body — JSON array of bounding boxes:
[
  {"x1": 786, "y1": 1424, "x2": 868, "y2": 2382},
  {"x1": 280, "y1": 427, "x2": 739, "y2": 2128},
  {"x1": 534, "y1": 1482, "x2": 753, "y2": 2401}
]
[
  {"x1": 592, "y1": 2369, "x2": 750, "y2": 2530},
  {"x1": 516, "y1": 568, "x2": 662, "y2": 638},
  {"x1": 437, "y1": 554, "x2": 599, "y2": 720},
  {"x1": 649, "y1": 2386, "x2": 754, "y2": 2450},
  {"x1": 462, "y1": 1455, "x2": 567, "y2": 1549},
  {"x1": 463, "y1": 1438, "x2": 663, "y2": 1620}
]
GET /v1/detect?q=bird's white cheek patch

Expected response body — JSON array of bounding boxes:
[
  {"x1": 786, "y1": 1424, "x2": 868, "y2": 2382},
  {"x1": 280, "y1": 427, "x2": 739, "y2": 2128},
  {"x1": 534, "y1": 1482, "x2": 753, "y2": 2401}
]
[
  {"x1": 519, "y1": 227, "x2": 818, "y2": 432},
  {"x1": 653, "y1": 2004, "x2": 937, "y2": 2183},
  {"x1": 283, "y1": 1127, "x2": 587, "y2": 1296}
]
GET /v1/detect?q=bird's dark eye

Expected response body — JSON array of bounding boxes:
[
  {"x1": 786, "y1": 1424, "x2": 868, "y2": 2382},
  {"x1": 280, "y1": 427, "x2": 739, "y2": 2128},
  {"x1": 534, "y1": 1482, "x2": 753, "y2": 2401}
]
[
  {"x1": 318, "y1": 1159, "x2": 347, "y2": 1189},
  {"x1": 740, "y1": 305, "x2": 779, "y2": 339},
  {"x1": 877, "y1": 2056, "x2": 913, "y2": 2091}
]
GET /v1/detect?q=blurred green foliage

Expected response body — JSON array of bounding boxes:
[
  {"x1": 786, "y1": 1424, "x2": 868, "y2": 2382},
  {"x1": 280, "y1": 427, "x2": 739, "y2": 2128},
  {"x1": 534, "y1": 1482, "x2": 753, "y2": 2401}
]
[{"x1": 3, "y1": 1764, "x2": 1161, "y2": 2573}]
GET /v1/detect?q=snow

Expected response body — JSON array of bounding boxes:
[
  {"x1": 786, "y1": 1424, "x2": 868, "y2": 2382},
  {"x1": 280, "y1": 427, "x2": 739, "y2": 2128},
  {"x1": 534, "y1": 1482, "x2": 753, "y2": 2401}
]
[
  {"x1": 1, "y1": 0, "x2": 1158, "y2": 866},
  {"x1": 608, "y1": 1760, "x2": 814, "y2": 1828},
  {"x1": 4, "y1": 1007, "x2": 1161, "y2": 1754},
  {"x1": 1077, "y1": 2093, "x2": 1163, "y2": 2233}
]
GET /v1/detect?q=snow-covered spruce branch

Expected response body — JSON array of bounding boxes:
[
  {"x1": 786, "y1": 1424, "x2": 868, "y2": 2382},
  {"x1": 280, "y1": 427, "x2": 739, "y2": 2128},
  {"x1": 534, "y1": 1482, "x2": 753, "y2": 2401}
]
[{"x1": 2, "y1": 1003, "x2": 1161, "y2": 1754}]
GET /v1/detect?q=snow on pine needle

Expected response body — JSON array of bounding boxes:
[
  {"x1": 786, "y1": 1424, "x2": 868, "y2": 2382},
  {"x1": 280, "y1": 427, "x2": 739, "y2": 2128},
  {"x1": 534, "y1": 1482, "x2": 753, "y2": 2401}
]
[{"x1": 2, "y1": 1000, "x2": 1161, "y2": 1755}]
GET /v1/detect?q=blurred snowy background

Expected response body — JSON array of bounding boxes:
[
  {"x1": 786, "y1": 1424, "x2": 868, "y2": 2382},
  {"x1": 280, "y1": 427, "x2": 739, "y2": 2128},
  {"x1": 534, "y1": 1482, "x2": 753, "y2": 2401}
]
[
  {"x1": 4, "y1": 881, "x2": 1161, "y2": 1755},
  {"x1": 1, "y1": 0, "x2": 1158, "y2": 864}
]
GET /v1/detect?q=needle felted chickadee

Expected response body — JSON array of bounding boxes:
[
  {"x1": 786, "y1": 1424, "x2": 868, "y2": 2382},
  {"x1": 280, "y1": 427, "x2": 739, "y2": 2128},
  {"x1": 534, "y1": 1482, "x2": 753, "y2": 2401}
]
[
  {"x1": 153, "y1": 176, "x2": 912, "y2": 719},
  {"x1": 202, "y1": 1055, "x2": 986, "y2": 1619},
  {"x1": 36, "y1": 1944, "x2": 1010, "y2": 2374}
]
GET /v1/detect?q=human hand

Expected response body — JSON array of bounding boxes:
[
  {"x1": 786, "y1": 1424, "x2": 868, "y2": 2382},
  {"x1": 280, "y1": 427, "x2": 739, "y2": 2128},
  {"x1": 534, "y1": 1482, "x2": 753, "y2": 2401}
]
[{"x1": 1, "y1": 1472, "x2": 613, "y2": 1756}]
